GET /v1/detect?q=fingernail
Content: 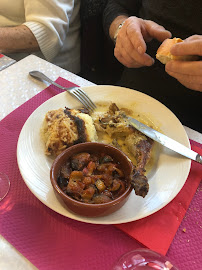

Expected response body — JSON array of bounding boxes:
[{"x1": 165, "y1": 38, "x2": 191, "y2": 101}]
[
  {"x1": 146, "y1": 58, "x2": 155, "y2": 66},
  {"x1": 138, "y1": 46, "x2": 143, "y2": 54}
]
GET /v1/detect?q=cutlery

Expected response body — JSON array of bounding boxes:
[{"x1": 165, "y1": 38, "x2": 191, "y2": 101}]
[
  {"x1": 128, "y1": 116, "x2": 202, "y2": 164},
  {"x1": 29, "y1": 70, "x2": 96, "y2": 111},
  {"x1": 29, "y1": 70, "x2": 201, "y2": 164}
]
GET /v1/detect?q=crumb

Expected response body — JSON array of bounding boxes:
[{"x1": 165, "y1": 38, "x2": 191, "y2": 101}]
[
  {"x1": 182, "y1": 228, "x2": 186, "y2": 233},
  {"x1": 165, "y1": 261, "x2": 173, "y2": 269}
]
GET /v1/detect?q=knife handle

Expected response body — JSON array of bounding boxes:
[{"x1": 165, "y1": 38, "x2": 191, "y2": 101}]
[{"x1": 196, "y1": 154, "x2": 202, "y2": 164}]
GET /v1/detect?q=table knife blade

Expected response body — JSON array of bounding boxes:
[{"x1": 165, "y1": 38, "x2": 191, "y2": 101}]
[{"x1": 128, "y1": 116, "x2": 202, "y2": 164}]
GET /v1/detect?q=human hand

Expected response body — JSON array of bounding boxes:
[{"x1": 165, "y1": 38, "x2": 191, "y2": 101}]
[
  {"x1": 165, "y1": 35, "x2": 202, "y2": 92},
  {"x1": 114, "y1": 16, "x2": 171, "y2": 68}
]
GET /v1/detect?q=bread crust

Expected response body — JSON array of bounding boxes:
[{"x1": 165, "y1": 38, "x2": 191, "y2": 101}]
[{"x1": 156, "y1": 38, "x2": 198, "y2": 64}]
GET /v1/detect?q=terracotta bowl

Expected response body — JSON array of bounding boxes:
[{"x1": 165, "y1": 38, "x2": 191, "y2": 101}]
[{"x1": 50, "y1": 142, "x2": 133, "y2": 217}]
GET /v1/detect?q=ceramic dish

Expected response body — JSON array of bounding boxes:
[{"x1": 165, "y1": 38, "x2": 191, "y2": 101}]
[
  {"x1": 17, "y1": 85, "x2": 191, "y2": 224},
  {"x1": 50, "y1": 142, "x2": 133, "y2": 217}
]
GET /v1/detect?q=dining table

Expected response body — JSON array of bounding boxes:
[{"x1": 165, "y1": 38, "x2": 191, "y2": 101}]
[{"x1": 0, "y1": 54, "x2": 201, "y2": 270}]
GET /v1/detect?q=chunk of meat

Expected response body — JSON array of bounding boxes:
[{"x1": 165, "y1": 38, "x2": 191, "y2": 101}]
[
  {"x1": 70, "y1": 152, "x2": 91, "y2": 170},
  {"x1": 110, "y1": 179, "x2": 126, "y2": 198},
  {"x1": 131, "y1": 169, "x2": 149, "y2": 198},
  {"x1": 81, "y1": 186, "x2": 96, "y2": 202},
  {"x1": 60, "y1": 161, "x2": 72, "y2": 178},
  {"x1": 125, "y1": 133, "x2": 153, "y2": 171},
  {"x1": 99, "y1": 155, "x2": 113, "y2": 164},
  {"x1": 66, "y1": 171, "x2": 84, "y2": 197},
  {"x1": 110, "y1": 179, "x2": 121, "y2": 192},
  {"x1": 93, "y1": 194, "x2": 112, "y2": 204}
]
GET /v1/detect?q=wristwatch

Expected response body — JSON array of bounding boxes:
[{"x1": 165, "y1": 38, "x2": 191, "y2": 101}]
[{"x1": 113, "y1": 20, "x2": 126, "y2": 43}]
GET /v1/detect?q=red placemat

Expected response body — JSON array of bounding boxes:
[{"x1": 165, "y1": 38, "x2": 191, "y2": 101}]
[
  {"x1": 0, "y1": 54, "x2": 16, "y2": 71},
  {"x1": 0, "y1": 77, "x2": 201, "y2": 270},
  {"x1": 115, "y1": 144, "x2": 202, "y2": 254}
]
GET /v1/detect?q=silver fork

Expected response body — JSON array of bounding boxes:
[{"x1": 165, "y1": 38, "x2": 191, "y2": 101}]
[{"x1": 29, "y1": 70, "x2": 96, "y2": 112}]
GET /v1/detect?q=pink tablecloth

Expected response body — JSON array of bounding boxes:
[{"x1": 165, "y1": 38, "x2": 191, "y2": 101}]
[{"x1": 0, "y1": 78, "x2": 201, "y2": 270}]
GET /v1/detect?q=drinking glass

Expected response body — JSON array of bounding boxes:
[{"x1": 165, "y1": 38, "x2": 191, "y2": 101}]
[
  {"x1": 0, "y1": 172, "x2": 10, "y2": 201},
  {"x1": 112, "y1": 248, "x2": 179, "y2": 270}
]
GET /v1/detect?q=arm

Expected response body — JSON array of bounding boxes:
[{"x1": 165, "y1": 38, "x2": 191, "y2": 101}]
[
  {"x1": 0, "y1": 25, "x2": 39, "y2": 54},
  {"x1": 23, "y1": 0, "x2": 75, "y2": 61},
  {"x1": 165, "y1": 35, "x2": 202, "y2": 92},
  {"x1": 103, "y1": 0, "x2": 171, "y2": 68},
  {"x1": 0, "y1": 0, "x2": 75, "y2": 61}
]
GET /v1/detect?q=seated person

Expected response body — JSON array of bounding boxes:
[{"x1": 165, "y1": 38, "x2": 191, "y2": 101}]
[
  {"x1": 0, "y1": 0, "x2": 81, "y2": 74},
  {"x1": 103, "y1": 0, "x2": 202, "y2": 132}
]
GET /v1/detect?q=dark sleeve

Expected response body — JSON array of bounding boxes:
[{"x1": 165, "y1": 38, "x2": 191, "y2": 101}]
[
  {"x1": 103, "y1": 0, "x2": 141, "y2": 37},
  {"x1": 81, "y1": 0, "x2": 108, "y2": 21}
]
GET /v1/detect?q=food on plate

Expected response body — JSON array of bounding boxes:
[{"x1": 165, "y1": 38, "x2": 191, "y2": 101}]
[
  {"x1": 42, "y1": 102, "x2": 154, "y2": 198},
  {"x1": 91, "y1": 103, "x2": 153, "y2": 197},
  {"x1": 57, "y1": 151, "x2": 128, "y2": 204},
  {"x1": 41, "y1": 107, "x2": 97, "y2": 156},
  {"x1": 50, "y1": 142, "x2": 133, "y2": 216},
  {"x1": 156, "y1": 37, "x2": 199, "y2": 64}
]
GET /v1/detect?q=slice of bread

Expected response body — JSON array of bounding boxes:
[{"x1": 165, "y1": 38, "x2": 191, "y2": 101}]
[{"x1": 156, "y1": 38, "x2": 199, "y2": 64}]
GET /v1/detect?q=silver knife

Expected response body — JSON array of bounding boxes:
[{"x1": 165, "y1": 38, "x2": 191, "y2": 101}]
[{"x1": 128, "y1": 116, "x2": 202, "y2": 164}]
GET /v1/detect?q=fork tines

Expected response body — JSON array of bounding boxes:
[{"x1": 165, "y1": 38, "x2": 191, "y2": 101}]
[{"x1": 70, "y1": 88, "x2": 96, "y2": 112}]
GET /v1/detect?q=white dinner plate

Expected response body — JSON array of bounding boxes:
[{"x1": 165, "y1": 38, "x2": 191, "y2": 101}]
[{"x1": 17, "y1": 85, "x2": 191, "y2": 224}]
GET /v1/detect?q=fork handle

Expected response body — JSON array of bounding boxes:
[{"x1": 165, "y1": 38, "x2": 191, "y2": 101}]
[{"x1": 29, "y1": 70, "x2": 66, "y2": 90}]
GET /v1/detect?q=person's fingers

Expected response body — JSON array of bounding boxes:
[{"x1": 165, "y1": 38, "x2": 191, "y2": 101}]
[
  {"x1": 170, "y1": 38, "x2": 202, "y2": 56},
  {"x1": 117, "y1": 23, "x2": 137, "y2": 53},
  {"x1": 115, "y1": 52, "x2": 145, "y2": 68},
  {"x1": 129, "y1": 51, "x2": 154, "y2": 67},
  {"x1": 144, "y1": 20, "x2": 172, "y2": 42},
  {"x1": 115, "y1": 45, "x2": 154, "y2": 68},
  {"x1": 115, "y1": 20, "x2": 154, "y2": 67},
  {"x1": 114, "y1": 47, "x2": 135, "y2": 67},
  {"x1": 115, "y1": 30, "x2": 139, "y2": 67},
  {"x1": 118, "y1": 18, "x2": 171, "y2": 55},
  {"x1": 121, "y1": 17, "x2": 147, "y2": 55},
  {"x1": 166, "y1": 70, "x2": 202, "y2": 84},
  {"x1": 166, "y1": 61, "x2": 202, "y2": 91},
  {"x1": 178, "y1": 80, "x2": 202, "y2": 91},
  {"x1": 185, "y1": 35, "x2": 201, "y2": 42},
  {"x1": 166, "y1": 60, "x2": 202, "y2": 76},
  {"x1": 167, "y1": 71, "x2": 202, "y2": 91},
  {"x1": 115, "y1": 44, "x2": 142, "y2": 68}
]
